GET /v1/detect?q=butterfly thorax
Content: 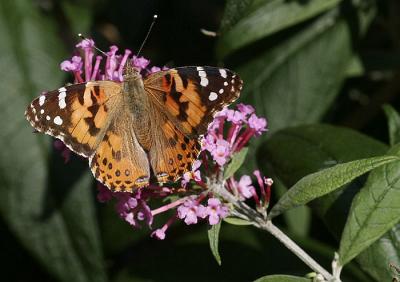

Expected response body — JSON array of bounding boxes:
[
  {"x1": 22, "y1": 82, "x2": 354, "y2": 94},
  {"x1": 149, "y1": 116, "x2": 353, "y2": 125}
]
[{"x1": 122, "y1": 69, "x2": 152, "y2": 150}]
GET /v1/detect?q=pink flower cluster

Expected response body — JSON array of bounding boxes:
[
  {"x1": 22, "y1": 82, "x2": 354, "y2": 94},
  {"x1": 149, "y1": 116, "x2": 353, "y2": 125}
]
[
  {"x1": 203, "y1": 104, "x2": 267, "y2": 166},
  {"x1": 151, "y1": 197, "x2": 229, "y2": 240},
  {"x1": 177, "y1": 197, "x2": 229, "y2": 225},
  {"x1": 56, "y1": 38, "x2": 273, "y2": 240},
  {"x1": 97, "y1": 184, "x2": 154, "y2": 228},
  {"x1": 60, "y1": 38, "x2": 167, "y2": 84},
  {"x1": 227, "y1": 171, "x2": 273, "y2": 210},
  {"x1": 96, "y1": 182, "x2": 231, "y2": 240}
]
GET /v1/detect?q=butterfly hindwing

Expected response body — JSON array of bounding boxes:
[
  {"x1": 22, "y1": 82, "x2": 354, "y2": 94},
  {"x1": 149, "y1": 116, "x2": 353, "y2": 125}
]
[
  {"x1": 144, "y1": 66, "x2": 243, "y2": 137},
  {"x1": 148, "y1": 106, "x2": 202, "y2": 183},
  {"x1": 25, "y1": 81, "x2": 121, "y2": 157},
  {"x1": 89, "y1": 112, "x2": 150, "y2": 192}
]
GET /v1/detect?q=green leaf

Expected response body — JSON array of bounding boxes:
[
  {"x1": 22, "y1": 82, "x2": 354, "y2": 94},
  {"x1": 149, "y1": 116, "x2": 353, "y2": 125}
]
[
  {"x1": 383, "y1": 104, "x2": 400, "y2": 146},
  {"x1": 223, "y1": 217, "x2": 252, "y2": 226},
  {"x1": 217, "y1": 0, "x2": 343, "y2": 58},
  {"x1": 224, "y1": 147, "x2": 249, "y2": 179},
  {"x1": 259, "y1": 124, "x2": 400, "y2": 280},
  {"x1": 269, "y1": 155, "x2": 399, "y2": 219},
  {"x1": 339, "y1": 144, "x2": 400, "y2": 265},
  {"x1": 254, "y1": 275, "x2": 311, "y2": 282},
  {"x1": 208, "y1": 222, "x2": 222, "y2": 265},
  {"x1": 259, "y1": 125, "x2": 388, "y2": 217},
  {"x1": 355, "y1": 225, "x2": 400, "y2": 281},
  {"x1": 221, "y1": 3, "x2": 375, "y2": 175},
  {"x1": 237, "y1": 10, "x2": 373, "y2": 136},
  {"x1": 233, "y1": 4, "x2": 375, "y2": 137},
  {"x1": 261, "y1": 125, "x2": 393, "y2": 220},
  {"x1": 0, "y1": 1, "x2": 105, "y2": 282},
  {"x1": 219, "y1": 0, "x2": 254, "y2": 33}
]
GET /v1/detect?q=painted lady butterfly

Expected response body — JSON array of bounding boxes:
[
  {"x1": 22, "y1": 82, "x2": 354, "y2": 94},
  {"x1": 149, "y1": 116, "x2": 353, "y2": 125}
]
[{"x1": 25, "y1": 64, "x2": 242, "y2": 192}]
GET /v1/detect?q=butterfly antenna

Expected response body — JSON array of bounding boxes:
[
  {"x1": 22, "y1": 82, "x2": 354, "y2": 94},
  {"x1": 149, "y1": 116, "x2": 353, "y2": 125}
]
[
  {"x1": 136, "y1": 14, "x2": 158, "y2": 57},
  {"x1": 78, "y1": 33, "x2": 108, "y2": 57}
]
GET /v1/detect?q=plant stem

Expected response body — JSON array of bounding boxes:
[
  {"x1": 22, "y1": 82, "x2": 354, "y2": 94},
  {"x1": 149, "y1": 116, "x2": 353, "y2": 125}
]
[
  {"x1": 210, "y1": 180, "x2": 336, "y2": 281},
  {"x1": 260, "y1": 220, "x2": 334, "y2": 281}
]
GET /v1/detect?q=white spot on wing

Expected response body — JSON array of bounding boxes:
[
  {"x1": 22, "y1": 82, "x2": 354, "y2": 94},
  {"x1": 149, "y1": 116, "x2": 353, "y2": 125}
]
[
  {"x1": 39, "y1": 95, "x2": 46, "y2": 106},
  {"x1": 200, "y1": 77, "x2": 209, "y2": 87},
  {"x1": 58, "y1": 87, "x2": 67, "y2": 92},
  {"x1": 46, "y1": 115, "x2": 50, "y2": 121},
  {"x1": 224, "y1": 81, "x2": 228, "y2": 86},
  {"x1": 59, "y1": 99, "x2": 66, "y2": 109},
  {"x1": 40, "y1": 109, "x2": 44, "y2": 114},
  {"x1": 58, "y1": 91, "x2": 67, "y2": 109},
  {"x1": 196, "y1": 67, "x2": 204, "y2": 71},
  {"x1": 209, "y1": 92, "x2": 218, "y2": 101},
  {"x1": 54, "y1": 116, "x2": 63, "y2": 125},
  {"x1": 219, "y1": 69, "x2": 227, "y2": 78},
  {"x1": 219, "y1": 88, "x2": 224, "y2": 94},
  {"x1": 198, "y1": 69, "x2": 208, "y2": 86}
]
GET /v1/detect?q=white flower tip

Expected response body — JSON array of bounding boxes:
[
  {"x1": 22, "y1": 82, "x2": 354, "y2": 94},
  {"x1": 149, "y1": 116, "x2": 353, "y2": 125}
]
[
  {"x1": 153, "y1": 14, "x2": 158, "y2": 19},
  {"x1": 265, "y1": 178, "x2": 274, "y2": 186}
]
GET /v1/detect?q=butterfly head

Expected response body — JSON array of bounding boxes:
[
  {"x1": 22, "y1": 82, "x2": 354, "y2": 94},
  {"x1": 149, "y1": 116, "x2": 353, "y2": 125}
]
[
  {"x1": 123, "y1": 60, "x2": 142, "y2": 81},
  {"x1": 122, "y1": 60, "x2": 145, "y2": 97}
]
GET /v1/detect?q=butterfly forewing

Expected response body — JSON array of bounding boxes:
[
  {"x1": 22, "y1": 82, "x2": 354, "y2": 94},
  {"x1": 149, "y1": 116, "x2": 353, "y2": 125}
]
[
  {"x1": 25, "y1": 81, "x2": 121, "y2": 157},
  {"x1": 144, "y1": 66, "x2": 243, "y2": 137}
]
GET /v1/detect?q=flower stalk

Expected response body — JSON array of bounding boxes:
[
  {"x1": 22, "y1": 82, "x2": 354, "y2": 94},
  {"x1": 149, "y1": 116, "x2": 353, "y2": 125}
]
[
  {"x1": 210, "y1": 179, "x2": 335, "y2": 282},
  {"x1": 261, "y1": 222, "x2": 334, "y2": 281}
]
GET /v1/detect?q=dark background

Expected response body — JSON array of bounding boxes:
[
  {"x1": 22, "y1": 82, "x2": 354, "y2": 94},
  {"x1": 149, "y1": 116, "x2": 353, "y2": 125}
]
[{"x1": 0, "y1": 0, "x2": 399, "y2": 281}]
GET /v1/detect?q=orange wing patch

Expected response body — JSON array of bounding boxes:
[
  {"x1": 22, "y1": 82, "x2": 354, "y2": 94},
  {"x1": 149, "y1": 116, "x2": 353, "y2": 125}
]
[
  {"x1": 144, "y1": 66, "x2": 242, "y2": 137},
  {"x1": 149, "y1": 116, "x2": 201, "y2": 183},
  {"x1": 161, "y1": 73, "x2": 207, "y2": 134},
  {"x1": 68, "y1": 82, "x2": 118, "y2": 149},
  {"x1": 89, "y1": 116, "x2": 150, "y2": 192},
  {"x1": 25, "y1": 81, "x2": 121, "y2": 157}
]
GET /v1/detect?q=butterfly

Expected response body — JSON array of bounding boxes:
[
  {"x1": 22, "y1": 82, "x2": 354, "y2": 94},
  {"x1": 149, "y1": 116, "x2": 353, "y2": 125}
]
[{"x1": 25, "y1": 64, "x2": 242, "y2": 192}]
